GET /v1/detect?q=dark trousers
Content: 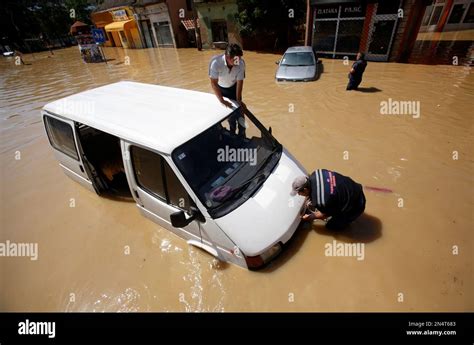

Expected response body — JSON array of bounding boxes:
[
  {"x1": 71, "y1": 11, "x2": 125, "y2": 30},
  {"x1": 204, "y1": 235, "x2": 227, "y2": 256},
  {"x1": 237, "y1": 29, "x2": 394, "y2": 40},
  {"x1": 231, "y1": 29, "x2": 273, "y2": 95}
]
[
  {"x1": 326, "y1": 191, "x2": 366, "y2": 230},
  {"x1": 346, "y1": 77, "x2": 362, "y2": 91},
  {"x1": 219, "y1": 84, "x2": 246, "y2": 136}
]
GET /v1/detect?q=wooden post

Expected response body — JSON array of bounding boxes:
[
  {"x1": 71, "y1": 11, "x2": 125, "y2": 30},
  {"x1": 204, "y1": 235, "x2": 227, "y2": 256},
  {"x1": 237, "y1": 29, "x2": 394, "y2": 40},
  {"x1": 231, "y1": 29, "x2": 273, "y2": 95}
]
[{"x1": 304, "y1": 0, "x2": 314, "y2": 46}]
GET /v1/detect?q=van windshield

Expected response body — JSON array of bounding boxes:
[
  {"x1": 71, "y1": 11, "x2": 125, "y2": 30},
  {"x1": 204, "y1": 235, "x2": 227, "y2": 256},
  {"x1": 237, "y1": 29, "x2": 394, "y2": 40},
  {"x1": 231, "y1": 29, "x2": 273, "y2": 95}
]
[{"x1": 172, "y1": 108, "x2": 282, "y2": 218}]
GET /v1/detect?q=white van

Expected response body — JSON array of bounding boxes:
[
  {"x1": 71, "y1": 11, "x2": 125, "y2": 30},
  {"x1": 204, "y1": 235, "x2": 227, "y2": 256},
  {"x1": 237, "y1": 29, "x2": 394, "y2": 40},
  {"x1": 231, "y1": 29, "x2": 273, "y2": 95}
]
[{"x1": 42, "y1": 81, "x2": 307, "y2": 269}]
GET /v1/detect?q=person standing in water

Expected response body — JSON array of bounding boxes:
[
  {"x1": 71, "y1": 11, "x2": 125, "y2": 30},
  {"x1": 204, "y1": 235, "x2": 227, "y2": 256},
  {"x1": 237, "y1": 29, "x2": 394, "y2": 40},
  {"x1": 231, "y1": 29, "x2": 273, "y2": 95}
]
[
  {"x1": 291, "y1": 170, "x2": 366, "y2": 230},
  {"x1": 346, "y1": 52, "x2": 367, "y2": 91},
  {"x1": 209, "y1": 43, "x2": 246, "y2": 136}
]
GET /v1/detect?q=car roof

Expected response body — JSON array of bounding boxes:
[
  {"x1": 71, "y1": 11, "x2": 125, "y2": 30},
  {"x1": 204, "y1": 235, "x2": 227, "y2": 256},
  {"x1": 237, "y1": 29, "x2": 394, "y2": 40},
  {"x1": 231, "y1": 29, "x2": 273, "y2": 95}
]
[
  {"x1": 285, "y1": 46, "x2": 314, "y2": 53},
  {"x1": 42, "y1": 81, "x2": 233, "y2": 154}
]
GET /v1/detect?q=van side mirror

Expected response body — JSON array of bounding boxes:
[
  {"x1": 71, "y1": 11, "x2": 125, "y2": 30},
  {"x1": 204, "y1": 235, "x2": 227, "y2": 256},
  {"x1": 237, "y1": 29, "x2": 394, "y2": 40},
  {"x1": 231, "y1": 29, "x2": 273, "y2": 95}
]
[
  {"x1": 317, "y1": 60, "x2": 322, "y2": 64},
  {"x1": 275, "y1": 60, "x2": 280, "y2": 65},
  {"x1": 170, "y1": 210, "x2": 191, "y2": 228},
  {"x1": 170, "y1": 207, "x2": 202, "y2": 228}
]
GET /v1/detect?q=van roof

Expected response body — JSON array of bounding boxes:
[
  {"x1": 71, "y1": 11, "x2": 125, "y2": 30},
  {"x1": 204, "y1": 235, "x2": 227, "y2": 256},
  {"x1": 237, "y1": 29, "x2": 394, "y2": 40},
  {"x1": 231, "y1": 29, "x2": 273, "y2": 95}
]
[{"x1": 42, "y1": 81, "x2": 234, "y2": 153}]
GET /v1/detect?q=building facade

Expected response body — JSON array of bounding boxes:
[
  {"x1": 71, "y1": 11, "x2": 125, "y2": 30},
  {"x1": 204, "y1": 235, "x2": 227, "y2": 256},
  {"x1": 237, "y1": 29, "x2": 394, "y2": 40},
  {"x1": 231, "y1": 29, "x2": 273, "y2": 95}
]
[
  {"x1": 419, "y1": 0, "x2": 473, "y2": 32},
  {"x1": 306, "y1": 0, "x2": 473, "y2": 63},
  {"x1": 194, "y1": 0, "x2": 241, "y2": 49},
  {"x1": 91, "y1": 5, "x2": 144, "y2": 49}
]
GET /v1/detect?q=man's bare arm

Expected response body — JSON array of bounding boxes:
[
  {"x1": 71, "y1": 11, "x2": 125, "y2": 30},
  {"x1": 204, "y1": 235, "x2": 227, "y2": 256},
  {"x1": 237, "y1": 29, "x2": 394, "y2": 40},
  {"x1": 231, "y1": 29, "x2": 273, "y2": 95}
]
[{"x1": 210, "y1": 78, "x2": 232, "y2": 108}]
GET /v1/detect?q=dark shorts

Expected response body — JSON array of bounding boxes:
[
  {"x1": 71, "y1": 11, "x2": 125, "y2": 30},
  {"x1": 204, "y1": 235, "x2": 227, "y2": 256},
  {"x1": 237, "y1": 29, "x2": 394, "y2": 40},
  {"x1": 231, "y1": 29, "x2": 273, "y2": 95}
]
[
  {"x1": 346, "y1": 78, "x2": 362, "y2": 90},
  {"x1": 218, "y1": 84, "x2": 245, "y2": 136},
  {"x1": 219, "y1": 84, "x2": 237, "y2": 100},
  {"x1": 326, "y1": 191, "x2": 366, "y2": 230}
]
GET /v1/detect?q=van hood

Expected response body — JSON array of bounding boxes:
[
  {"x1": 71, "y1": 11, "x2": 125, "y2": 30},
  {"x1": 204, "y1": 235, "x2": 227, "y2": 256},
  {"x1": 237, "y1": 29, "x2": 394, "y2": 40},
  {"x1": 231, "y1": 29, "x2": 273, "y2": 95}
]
[{"x1": 214, "y1": 150, "x2": 307, "y2": 256}]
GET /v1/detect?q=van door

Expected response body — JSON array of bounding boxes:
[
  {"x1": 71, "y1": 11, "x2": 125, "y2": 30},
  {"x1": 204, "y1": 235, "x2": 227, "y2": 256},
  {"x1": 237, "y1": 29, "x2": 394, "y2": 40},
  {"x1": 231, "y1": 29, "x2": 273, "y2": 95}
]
[
  {"x1": 42, "y1": 112, "x2": 95, "y2": 193},
  {"x1": 122, "y1": 141, "x2": 202, "y2": 242}
]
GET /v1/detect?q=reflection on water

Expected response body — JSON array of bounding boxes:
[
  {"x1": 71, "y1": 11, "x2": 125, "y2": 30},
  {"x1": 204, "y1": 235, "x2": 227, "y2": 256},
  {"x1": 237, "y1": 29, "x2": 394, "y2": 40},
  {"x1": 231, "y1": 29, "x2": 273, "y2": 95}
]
[{"x1": 0, "y1": 46, "x2": 472, "y2": 312}]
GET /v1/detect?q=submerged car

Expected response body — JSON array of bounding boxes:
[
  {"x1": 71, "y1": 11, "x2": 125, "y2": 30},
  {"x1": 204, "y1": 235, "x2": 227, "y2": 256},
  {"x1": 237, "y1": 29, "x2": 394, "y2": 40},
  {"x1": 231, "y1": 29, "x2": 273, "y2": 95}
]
[
  {"x1": 275, "y1": 46, "x2": 321, "y2": 82},
  {"x1": 42, "y1": 81, "x2": 307, "y2": 270}
]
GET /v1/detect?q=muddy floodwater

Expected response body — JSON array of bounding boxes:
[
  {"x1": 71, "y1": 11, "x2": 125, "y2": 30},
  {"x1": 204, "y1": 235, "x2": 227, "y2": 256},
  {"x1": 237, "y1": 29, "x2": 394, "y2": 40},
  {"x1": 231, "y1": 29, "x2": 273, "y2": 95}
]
[{"x1": 1, "y1": 46, "x2": 472, "y2": 312}]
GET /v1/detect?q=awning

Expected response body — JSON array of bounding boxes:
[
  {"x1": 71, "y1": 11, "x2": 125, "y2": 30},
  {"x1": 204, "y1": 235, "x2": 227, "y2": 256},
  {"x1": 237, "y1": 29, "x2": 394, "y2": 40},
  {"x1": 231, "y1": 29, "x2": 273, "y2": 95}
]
[
  {"x1": 104, "y1": 19, "x2": 134, "y2": 31},
  {"x1": 181, "y1": 19, "x2": 200, "y2": 31}
]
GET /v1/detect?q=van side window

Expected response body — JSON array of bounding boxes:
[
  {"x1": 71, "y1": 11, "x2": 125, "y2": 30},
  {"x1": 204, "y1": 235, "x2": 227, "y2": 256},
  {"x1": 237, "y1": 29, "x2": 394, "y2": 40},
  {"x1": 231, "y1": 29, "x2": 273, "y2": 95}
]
[
  {"x1": 131, "y1": 146, "x2": 166, "y2": 200},
  {"x1": 44, "y1": 115, "x2": 79, "y2": 160},
  {"x1": 163, "y1": 160, "x2": 191, "y2": 210},
  {"x1": 131, "y1": 145, "x2": 192, "y2": 210}
]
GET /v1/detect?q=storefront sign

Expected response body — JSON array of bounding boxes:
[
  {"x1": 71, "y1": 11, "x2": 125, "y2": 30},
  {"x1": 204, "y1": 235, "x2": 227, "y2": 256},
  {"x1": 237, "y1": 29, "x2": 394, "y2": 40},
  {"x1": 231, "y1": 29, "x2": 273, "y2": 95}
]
[
  {"x1": 340, "y1": 4, "x2": 366, "y2": 17},
  {"x1": 315, "y1": 3, "x2": 366, "y2": 19},
  {"x1": 316, "y1": 5, "x2": 339, "y2": 18},
  {"x1": 112, "y1": 9, "x2": 128, "y2": 21}
]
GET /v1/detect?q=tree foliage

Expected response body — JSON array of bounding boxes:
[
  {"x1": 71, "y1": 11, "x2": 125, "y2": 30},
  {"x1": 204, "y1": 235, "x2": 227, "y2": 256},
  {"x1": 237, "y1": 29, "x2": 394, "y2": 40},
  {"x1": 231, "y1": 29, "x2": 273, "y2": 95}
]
[
  {"x1": 235, "y1": 0, "x2": 306, "y2": 46},
  {"x1": 0, "y1": 0, "x2": 97, "y2": 49}
]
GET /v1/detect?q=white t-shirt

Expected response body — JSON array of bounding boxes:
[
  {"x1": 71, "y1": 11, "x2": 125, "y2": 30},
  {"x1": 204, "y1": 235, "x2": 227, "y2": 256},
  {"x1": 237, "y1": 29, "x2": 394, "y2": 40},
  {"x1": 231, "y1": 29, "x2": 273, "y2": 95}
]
[{"x1": 209, "y1": 54, "x2": 245, "y2": 88}]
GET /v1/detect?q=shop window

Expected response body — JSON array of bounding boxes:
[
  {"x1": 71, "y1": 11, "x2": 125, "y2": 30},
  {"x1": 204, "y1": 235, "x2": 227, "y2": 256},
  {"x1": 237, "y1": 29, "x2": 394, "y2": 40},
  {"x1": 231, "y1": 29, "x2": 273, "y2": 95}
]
[
  {"x1": 211, "y1": 20, "x2": 228, "y2": 42},
  {"x1": 44, "y1": 115, "x2": 79, "y2": 160},
  {"x1": 429, "y1": 6, "x2": 444, "y2": 25},
  {"x1": 313, "y1": 21, "x2": 337, "y2": 52},
  {"x1": 422, "y1": 6, "x2": 434, "y2": 26},
  {"x1": 463, "y1": 3, "x2": 474, "y2": 23},
  {"x1": 368, "y1": 20, "x2": 396, "y2": 55},
  {"x1": 448, "y1": 4, "x2": 467, "y2": 23},
  {"x1": 336, "y1": 20, "x2": 364, "y2": 53}
]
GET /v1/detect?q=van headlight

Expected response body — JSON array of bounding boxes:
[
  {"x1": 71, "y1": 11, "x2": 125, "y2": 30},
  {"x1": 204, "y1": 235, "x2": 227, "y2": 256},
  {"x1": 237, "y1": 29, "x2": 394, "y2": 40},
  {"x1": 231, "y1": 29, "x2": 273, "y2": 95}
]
[{"x1": 245, "y1": 243, "x2": 283, "y2": 269}]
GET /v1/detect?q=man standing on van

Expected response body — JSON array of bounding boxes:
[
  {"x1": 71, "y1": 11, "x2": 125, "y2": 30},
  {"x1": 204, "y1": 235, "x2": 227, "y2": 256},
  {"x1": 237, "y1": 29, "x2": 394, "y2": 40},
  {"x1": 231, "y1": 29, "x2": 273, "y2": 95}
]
[
  {"x1": 209, "y1": 43, "x2": 246, "y2": 136},
  {"x1": 346, "y1": 52, "x2": 367, "y2": 91},
  {"x1": 291, "y1": 170, "x2": 366, "y2": 230}
]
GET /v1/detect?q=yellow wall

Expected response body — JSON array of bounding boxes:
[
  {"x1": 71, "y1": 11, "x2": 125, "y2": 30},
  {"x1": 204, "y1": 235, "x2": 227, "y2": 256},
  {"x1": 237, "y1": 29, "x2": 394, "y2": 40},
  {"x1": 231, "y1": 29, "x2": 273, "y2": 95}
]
[
  {"x1": 111, "y1": 31, "x2": 122, "y2": 47},
  {"x1": 130, "y1": 28, "x2": 143, "y2": 49}
]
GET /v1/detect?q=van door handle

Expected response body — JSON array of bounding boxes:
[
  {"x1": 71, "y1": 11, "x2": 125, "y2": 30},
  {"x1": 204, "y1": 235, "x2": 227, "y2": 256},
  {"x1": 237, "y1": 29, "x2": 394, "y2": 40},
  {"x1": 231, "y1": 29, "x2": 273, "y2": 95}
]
[
  {"x1": 133, "y1": 190, "x2": 140, "y2": 199},
  {"x1": 79, "y1": 165, "x2": 84, "y2": 173}
]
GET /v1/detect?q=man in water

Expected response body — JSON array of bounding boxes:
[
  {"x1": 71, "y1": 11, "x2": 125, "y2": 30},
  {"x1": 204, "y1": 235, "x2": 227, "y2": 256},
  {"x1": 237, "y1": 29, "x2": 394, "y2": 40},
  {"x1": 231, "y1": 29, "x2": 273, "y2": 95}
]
[
  {"x1": 209, "y1": 43, "x2": 246, "y2": 135},
  {"x1": 346, "y1": 52, "x2": 367, "y2": 91},
  {"x1": 291, "y1": 170, "x2": 366, "y2": 230}
]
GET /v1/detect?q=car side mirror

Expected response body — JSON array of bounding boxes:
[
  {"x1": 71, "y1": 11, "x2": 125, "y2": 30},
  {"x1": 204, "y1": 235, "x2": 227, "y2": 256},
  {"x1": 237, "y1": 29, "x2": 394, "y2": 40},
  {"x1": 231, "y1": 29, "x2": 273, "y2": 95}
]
[
  {"x1": 275, "y1": 60, "x2": 280, "y2": 65},
  {"x1": 317, "y1": 60, "x2": 322, "y2": 64}
]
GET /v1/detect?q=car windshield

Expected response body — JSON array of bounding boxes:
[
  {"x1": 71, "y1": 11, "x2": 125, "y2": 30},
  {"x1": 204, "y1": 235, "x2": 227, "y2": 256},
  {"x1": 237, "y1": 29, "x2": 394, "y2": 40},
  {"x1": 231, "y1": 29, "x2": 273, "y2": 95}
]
[
  {"x1": 172, "y1": 108, "x2": 282, "y2": 218},
  {"x1": 281, "y1": 52, "x2": 315, "y2": 66}
]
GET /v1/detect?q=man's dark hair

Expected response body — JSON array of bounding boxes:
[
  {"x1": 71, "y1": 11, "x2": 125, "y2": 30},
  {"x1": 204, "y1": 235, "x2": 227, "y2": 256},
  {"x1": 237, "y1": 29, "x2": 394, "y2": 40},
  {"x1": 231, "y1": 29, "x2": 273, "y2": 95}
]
[
  {"x1": 226, "y1": 43, "x2": 243, "y2": 58},
  {"x1": 358, "y1": 52, "x2": 365, "y2": 61},
  {"x1": 299, "y1": 178, "x2": 311, "y2": 192}
]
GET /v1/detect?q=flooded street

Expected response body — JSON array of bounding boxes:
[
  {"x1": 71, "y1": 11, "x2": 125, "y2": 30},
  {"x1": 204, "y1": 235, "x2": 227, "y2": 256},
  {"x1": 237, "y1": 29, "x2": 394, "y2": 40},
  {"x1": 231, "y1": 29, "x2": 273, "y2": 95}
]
[{"x1": 1, "y1": 46, "x2": 472, "y2": 312}]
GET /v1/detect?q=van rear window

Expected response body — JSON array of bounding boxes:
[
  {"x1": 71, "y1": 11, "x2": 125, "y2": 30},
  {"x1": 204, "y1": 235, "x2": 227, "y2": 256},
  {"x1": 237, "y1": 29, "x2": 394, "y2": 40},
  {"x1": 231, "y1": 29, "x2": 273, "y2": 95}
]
[{"x1": 44, "y1": 115, "x2": 79, "y2": 160}]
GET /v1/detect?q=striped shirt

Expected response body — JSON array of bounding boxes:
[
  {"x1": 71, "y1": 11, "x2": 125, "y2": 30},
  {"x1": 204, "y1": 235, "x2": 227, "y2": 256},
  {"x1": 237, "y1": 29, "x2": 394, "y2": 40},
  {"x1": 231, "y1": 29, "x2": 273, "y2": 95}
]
[{"x1": 309, "y1": 169, "x2": 363, "y2": 217}]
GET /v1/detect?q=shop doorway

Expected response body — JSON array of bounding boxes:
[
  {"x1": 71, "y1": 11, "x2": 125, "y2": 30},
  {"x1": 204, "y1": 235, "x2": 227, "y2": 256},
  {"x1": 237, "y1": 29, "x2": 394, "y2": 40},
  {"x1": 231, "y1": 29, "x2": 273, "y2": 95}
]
[
  {"x1": 366, "y1": 1, "x2": 402, "y2": 61},
  {"x1": 153, "y1": 21, "x2": 174, "y2": 47}
]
